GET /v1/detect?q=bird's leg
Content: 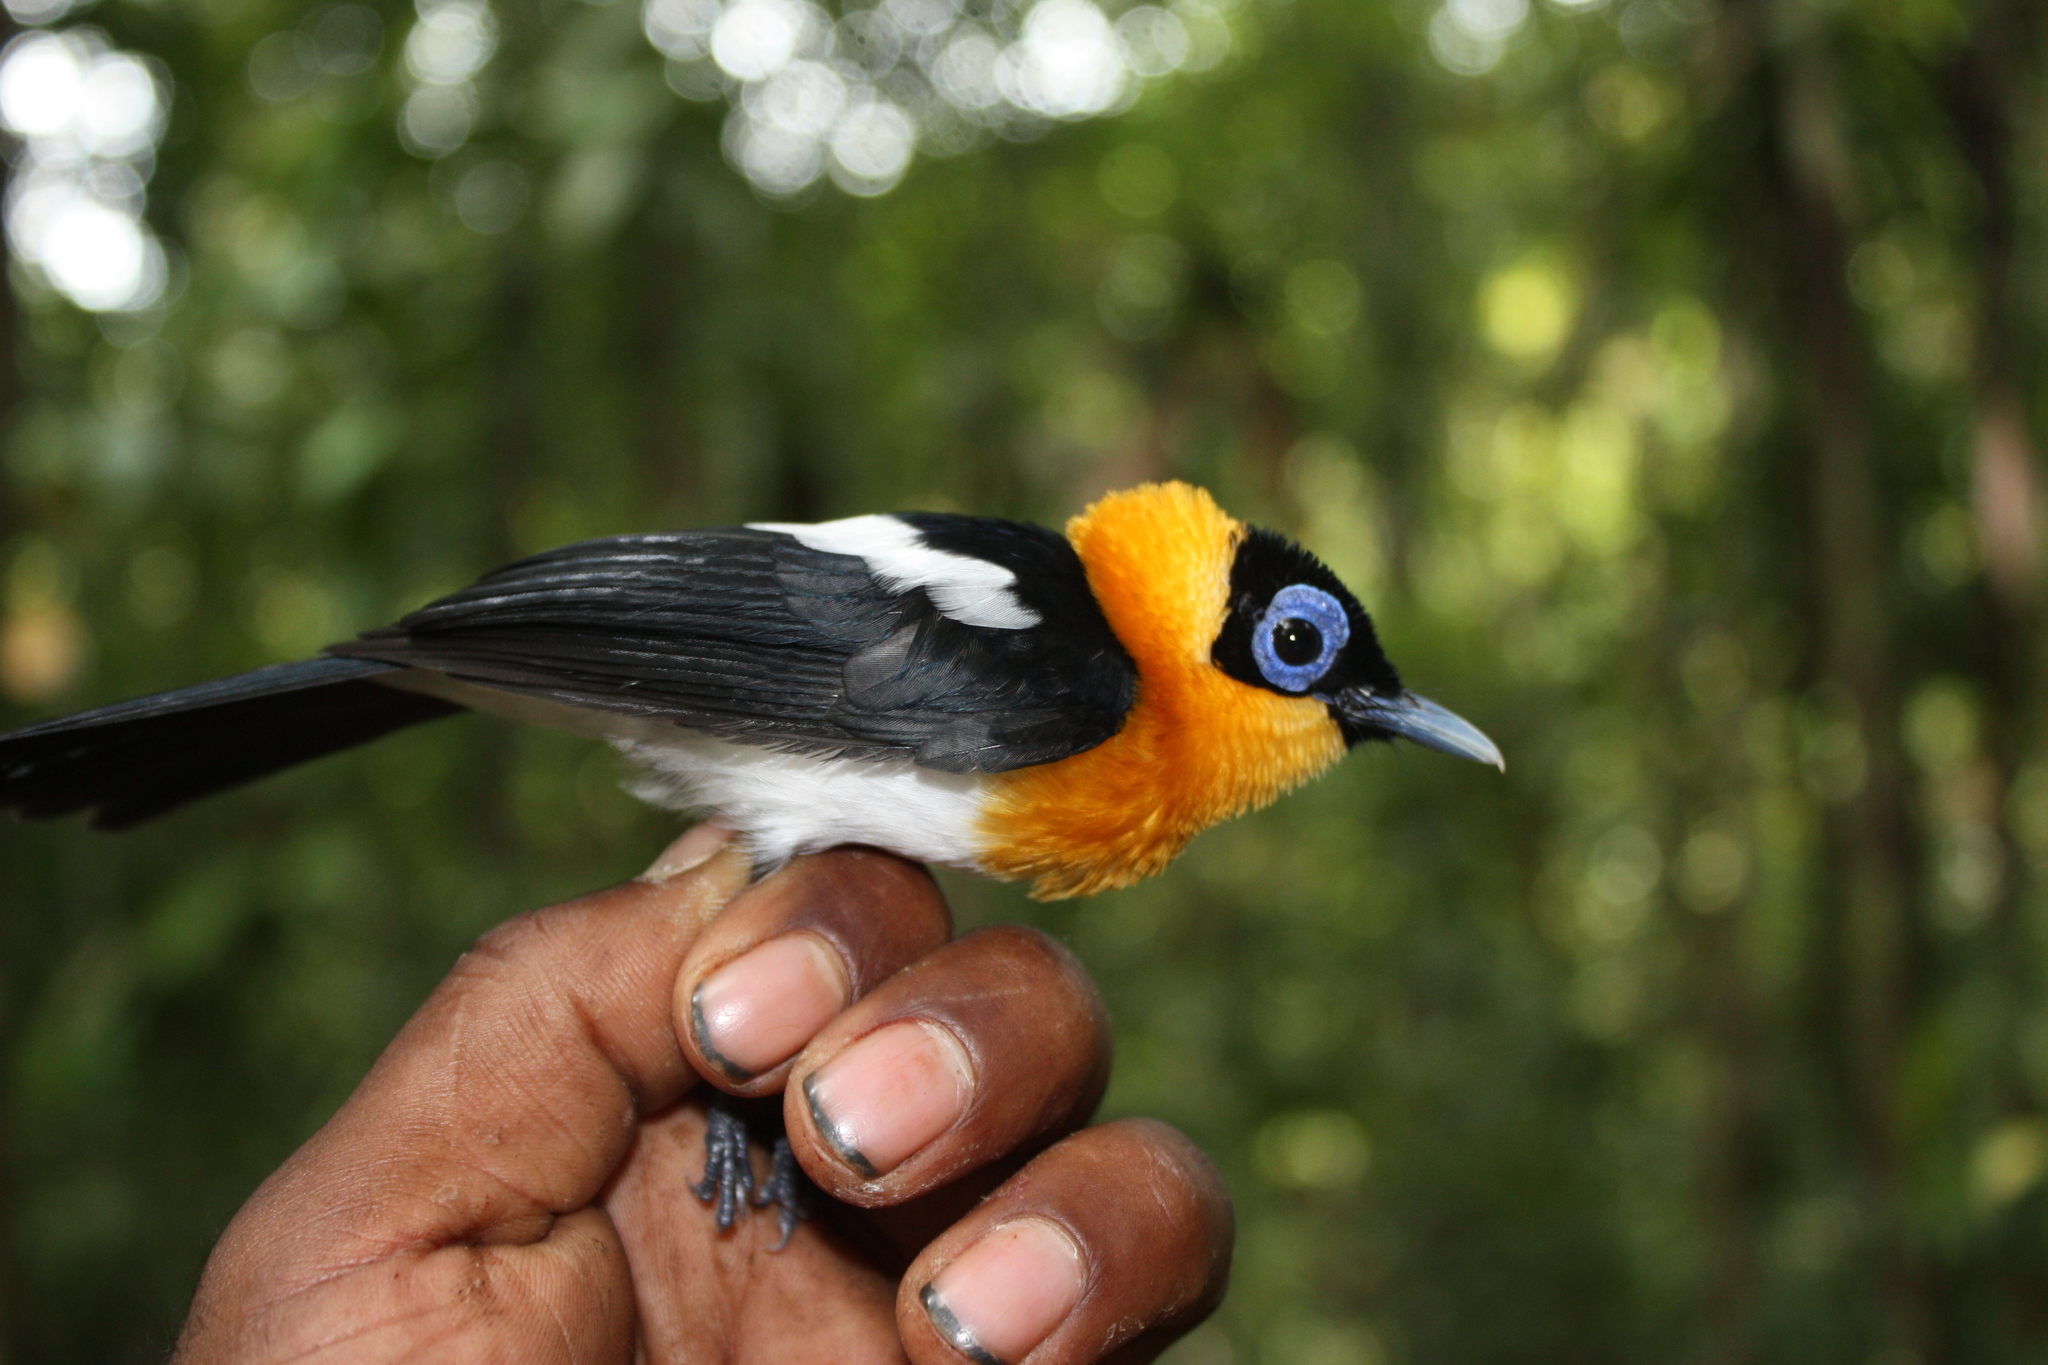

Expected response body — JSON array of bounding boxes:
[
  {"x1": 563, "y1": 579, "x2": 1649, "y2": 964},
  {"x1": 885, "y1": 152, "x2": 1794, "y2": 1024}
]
[{"x1": 692, "y1": 1095, "x2": 811, "y2": 1248}]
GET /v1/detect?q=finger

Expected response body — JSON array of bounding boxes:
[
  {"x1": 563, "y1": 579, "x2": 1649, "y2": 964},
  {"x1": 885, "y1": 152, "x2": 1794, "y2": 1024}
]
[
  {"x1": 675, "y1": 848, "x2": 952, "y2": 1094},
  {"x1": 785, "y1": 926, "x2": 1111, "y2": 1205},
  {"x1": 184, "y1": 828, "x2": 766, "y2": 1337},
  {"x1": 897, "y1": 1120, "x2": 1233, "y2": 1365}
]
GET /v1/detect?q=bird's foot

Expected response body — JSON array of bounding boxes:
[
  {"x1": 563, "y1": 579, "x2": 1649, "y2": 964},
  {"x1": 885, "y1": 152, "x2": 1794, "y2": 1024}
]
[
  {"x1": 691, "y1": 1102, "x2": 756, "y2": 1230},
  {"x1": 752, "y1": 1134, "x2": 808, "y2": 1250},
  {"x1": 692, "y1": 1098, "x2": 809, "y2": 1250}
]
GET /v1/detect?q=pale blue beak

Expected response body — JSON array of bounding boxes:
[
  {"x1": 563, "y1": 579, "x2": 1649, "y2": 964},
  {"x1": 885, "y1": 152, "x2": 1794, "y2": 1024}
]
[{"x1": 1340, "y1": 690, "x2": 1504, "y2": 770}]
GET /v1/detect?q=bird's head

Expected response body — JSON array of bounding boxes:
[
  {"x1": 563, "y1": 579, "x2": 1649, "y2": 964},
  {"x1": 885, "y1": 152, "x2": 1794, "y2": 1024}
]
[
  {"x1": 1208, "y1": 525, "x2": 1503, "y2": 770},
  {"x1": 983, "y1": 480, "x2": 1501, "y2": 898}
]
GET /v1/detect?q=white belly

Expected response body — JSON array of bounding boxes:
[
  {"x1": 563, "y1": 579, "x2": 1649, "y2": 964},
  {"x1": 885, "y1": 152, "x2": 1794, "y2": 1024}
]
[
  {"x1": 380, "y1": 669, "x2": 994, "y2": 871},
  {"x1": 617, "y1": 733, "x2": 992, "y2": 872}
]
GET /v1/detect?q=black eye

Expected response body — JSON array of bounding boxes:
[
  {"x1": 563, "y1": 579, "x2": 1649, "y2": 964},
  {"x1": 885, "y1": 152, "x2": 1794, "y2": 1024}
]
[
  {"x1": 1250, "y1": 583, "x2": 1350, "y2": 692},
  {"x1": 1271, "y1": 618, "x2": 1323, "y2": 666}
]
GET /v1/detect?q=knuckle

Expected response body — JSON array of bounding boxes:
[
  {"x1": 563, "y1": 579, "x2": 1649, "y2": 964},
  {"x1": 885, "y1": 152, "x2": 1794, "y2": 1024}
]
[
  {"x1": 466, "y1": 888, "x2": 603, "y2": 963},
  {"x1": 959, "y1": 925, "x2": 1102, "y2": 1006},
  {"x1": 459, "y1": 911, "x2": 549, "y2": 977},
  {"x1": 1085, "y1": 1122, "x2": 1229, "y2": 1231},
  {"x1": 809, "y1": 845, "x2": 943, "y2": 905},
  {"x1": 766, "y1": 850, "x2": 952, "y2": 973},
  {"x1": 935, "y1": 930, "x2": 1111, "y2": 1086}
]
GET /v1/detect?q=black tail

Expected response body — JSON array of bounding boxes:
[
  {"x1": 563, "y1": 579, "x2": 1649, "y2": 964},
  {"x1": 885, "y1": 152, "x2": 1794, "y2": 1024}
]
[{"x1": 0, "y1": 657, "x2": 466, "y2": 829}]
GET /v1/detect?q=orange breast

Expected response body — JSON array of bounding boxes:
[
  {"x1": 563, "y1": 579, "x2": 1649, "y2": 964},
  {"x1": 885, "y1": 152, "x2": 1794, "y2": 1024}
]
[{"x1": 976, "y1": 482, "x2": 1345, "y2": 899}]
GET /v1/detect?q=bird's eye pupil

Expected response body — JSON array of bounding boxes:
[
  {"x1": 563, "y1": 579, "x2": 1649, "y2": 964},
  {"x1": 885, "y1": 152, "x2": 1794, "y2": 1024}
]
[{"x1": 1272, "y1": 618, "x2": 1321, "y2": 666}]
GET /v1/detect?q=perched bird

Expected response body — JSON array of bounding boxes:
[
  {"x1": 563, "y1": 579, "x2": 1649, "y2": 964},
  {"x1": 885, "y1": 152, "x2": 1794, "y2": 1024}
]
[{"x1": 0, "y1": 481, "x2": 1500, "y2": 897}]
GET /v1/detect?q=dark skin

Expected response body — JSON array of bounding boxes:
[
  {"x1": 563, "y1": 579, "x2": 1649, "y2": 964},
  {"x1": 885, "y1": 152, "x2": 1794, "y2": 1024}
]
[{"x1": 173, "y1": 825, "x2": 1234, "y2": 1364}]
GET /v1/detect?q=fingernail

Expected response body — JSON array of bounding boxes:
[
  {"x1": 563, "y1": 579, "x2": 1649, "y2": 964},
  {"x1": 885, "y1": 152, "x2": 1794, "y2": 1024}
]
[
  {"x1": 801, "y1": 1021, "x2": 972, "y2": 1178},
  {"x1": 690, "y1": 934, "x2": 848, "y2": 1082},
  {"x1": 639, "y1": 822, "x2": 734, "y2": 883},
  {"x1": 921, "y1": 1218, "x2": 1086, "y2": 1365}
]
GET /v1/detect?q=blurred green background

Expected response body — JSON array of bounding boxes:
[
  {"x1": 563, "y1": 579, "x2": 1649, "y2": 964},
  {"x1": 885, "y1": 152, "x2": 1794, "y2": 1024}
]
[{"x1": 1, "y1": 0, "x2": 2044, "y2": 1357}]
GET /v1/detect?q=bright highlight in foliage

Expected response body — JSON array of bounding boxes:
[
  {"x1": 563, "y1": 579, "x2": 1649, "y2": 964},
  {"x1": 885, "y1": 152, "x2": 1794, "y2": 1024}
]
[
  {"x1": 646, "y1": 0, "x2": 1233, "y2": 199},
  {"x1": 0, "y1": 29, "x2": 167, "y2": 313},
  {"x1": 1480, "y1": 259, "x2": 1577, "y2": 362},
  {"x1": 398, "y1": 0, "x2": 499, "y2": 157}
]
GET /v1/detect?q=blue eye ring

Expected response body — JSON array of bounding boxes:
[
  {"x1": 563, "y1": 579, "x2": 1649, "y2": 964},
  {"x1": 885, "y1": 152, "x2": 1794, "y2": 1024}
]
[{"x1": 1251, "y1": 583, "x2": 1350, "y2": 693}]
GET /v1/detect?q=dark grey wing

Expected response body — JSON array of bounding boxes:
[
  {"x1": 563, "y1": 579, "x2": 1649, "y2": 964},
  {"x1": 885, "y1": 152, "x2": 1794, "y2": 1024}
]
[
  {"x1": 328, "y1": 522, "x2": 1137, "y2": 774},
  {"x1": 333, "y1": 529, "x2": 892, "y2": 754},
  {"x1": 838, "y1": 513, "x2": 1138, "y2": 770}
]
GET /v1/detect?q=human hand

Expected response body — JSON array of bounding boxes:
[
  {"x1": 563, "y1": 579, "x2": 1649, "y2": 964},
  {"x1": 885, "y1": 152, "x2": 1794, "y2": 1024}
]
[{"x1": 172, "y1": 826, "x2": 1233, "y2": 1364}]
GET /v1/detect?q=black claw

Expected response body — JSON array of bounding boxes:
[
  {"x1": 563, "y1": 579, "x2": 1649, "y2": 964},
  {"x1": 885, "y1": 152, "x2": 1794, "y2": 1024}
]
[
  {"x1": 753, "y1": 1135, "x2": 809, "y2": 1251},
  {"x1": 693, "y1": 1099, "x2": 811, "y2": 1249}
]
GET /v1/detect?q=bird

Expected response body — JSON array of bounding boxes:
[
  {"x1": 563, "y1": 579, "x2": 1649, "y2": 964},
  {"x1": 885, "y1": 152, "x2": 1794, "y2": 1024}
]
[{"x1": 0, "y1": 480, "x2": 1501, "y2": 899}]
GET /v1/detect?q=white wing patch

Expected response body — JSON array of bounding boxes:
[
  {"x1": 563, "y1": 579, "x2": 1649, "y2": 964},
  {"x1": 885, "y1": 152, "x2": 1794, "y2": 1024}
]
[{"x1": 750, "y1": 514, "x2": 1041, "y2": 630}]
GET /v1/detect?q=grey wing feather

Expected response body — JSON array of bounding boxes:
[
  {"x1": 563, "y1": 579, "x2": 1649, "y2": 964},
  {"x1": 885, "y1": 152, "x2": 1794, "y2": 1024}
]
[{"x1": 329, "y1": 526, "x2": 1132, "y2": 773}]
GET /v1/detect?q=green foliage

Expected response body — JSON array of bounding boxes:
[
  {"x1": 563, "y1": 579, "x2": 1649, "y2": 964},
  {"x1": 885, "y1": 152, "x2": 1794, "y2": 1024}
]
[{"x1": 4, "y1": 0, "x2": 2047, "y2": 1358}]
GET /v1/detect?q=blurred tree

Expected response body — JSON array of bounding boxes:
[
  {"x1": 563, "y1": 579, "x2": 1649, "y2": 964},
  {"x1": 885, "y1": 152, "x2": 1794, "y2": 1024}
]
[{"x1": 1, "y1": 0, "x2": 2045, "y2": 1359}]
